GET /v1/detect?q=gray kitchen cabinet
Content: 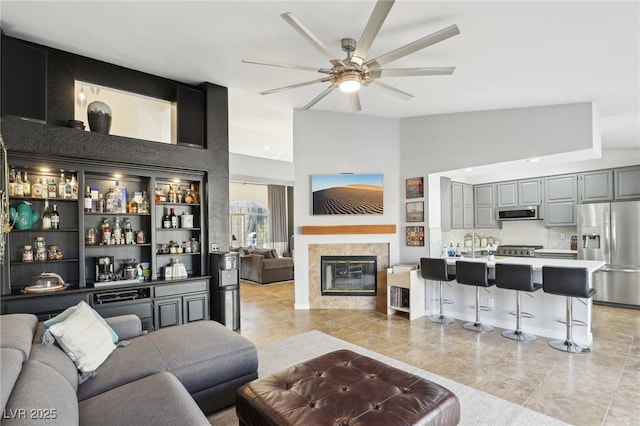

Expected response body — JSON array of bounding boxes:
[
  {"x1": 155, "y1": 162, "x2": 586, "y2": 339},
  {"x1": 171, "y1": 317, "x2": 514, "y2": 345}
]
[
  {"x1": 154, "y1": 297, "x2": 182, "y2": 329},
  {"x1": 544, "y1": 174, "x2": 577, "y2": 226},
  {"x1": 183, "y1": 293, "x2": 208, "y2": 324},
  {"x1": 545, "y1": 202, "x2": 576, "y2": 226},
  {"x1": 474, "y1": 184, "x2": 496, "y2": 228},
  {"x1": 545, "y1": 174, "x2": 577, "y2": 202},
  {"x1": 614, "y1": 166, "x2": 640, "y2": 200},
  {"x1": 497, "y1": 181, "x2": 518, "y2": 207},
  {"x1": 578, "y1": 170, "x2": 613, "y2": 203},
  {"x1": 451, "y1": 182, "x2": 463, "y2": 229},
  {"x1": 518, "y1": 178, "x2": 543, "y2": 206},
  {"x1": 154, "y1": 280, "x2": 209, "y2": 329},
  {"x1": 451, "y1": 182, "x2": 474, "y2": 229},
  {"x1": 463, "y1": 184, "x2": 474, "y2": 228}
]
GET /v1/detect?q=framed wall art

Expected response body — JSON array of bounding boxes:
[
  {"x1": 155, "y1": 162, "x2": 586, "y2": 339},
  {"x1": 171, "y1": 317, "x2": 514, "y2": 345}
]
[
  {"x1": 311, "y1": 173, "x2": 383, "y2": 215},
  {"x1": 406, "y1": 201, "x2": 424, "y2": 222},
  {"x1": 406, "y1": 226, "x2": 425, "y2": 246},
  {"x1": 405, "y1": 177, "x2": 424, "y2": 199}
]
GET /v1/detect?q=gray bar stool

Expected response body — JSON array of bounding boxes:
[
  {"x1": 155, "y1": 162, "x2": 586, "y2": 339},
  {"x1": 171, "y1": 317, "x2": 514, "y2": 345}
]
[
  {"x1": 420, "y1": 258, "x2": 456, "y2": 324},
  {"x1": 455, "y1": 261, "x2": 495, "y2": 332},
  {"x1": 495, "y1": 263, "x2": 542, "y2": 342},
  {"x1": 542, "y1": 266, "x2": 596, "y2": 354}
]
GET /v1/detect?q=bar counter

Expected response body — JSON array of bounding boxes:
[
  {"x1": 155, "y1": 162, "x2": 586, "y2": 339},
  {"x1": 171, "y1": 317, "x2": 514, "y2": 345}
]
[{"x1": 420, "y1": 257, "x2": 606, "y2": 344}]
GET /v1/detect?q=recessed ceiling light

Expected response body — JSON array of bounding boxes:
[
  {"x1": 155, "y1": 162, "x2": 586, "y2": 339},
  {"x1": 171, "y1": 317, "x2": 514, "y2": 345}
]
[
  {"x1": 528, "y1": 158, "x2": 541, "y2": 163},
  {"x1": 264, "y1": 146, "x2": 270, "y2": 151},
  {"x1": 463, "y1": 168, "x2": 473, "y2": 172}
]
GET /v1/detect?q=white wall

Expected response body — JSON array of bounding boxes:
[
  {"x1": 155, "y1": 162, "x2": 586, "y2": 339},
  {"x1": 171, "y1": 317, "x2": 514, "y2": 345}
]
[
  {"x1": 229, "y1": 153, "x2": 294, "y2": 186},
  {"x1": 293, "y1": 110, "x2": 401, "y2": 309},
  {"x1": 398, "y1": 102, "x2": 603, "y2": 261}
]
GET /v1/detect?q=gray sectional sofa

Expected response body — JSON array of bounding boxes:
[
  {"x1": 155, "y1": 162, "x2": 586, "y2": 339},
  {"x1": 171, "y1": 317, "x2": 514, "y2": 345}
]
[
  {"x1": 1, "y1": 313, "x2": 258, "y2": 425},
  {"x1": 233, "y1": 247, "x2": 294, "y2": 284}
]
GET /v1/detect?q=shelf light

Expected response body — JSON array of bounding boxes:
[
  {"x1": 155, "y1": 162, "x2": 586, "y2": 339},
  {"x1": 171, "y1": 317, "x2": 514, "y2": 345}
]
[{"x1": 528, "y1": 158, "x2": 541, "y2": 163}]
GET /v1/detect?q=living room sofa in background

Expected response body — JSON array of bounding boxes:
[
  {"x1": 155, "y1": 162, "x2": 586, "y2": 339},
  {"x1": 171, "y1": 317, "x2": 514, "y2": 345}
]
[
  {"x1": 232, "y1": 247, "x2": 294, "y2": 284},
  {"x1": 1, "y1": 313, "x2": 258, "y2": 425}
]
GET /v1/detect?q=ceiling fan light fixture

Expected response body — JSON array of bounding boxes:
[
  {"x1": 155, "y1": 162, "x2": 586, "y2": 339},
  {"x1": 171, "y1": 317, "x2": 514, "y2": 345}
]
[
  {"x1": 337, "y1": 71, "x2": 362, "y2": 93},
  {"x1": 339, "y1": 78, "x2": 361, "y2": 93}
]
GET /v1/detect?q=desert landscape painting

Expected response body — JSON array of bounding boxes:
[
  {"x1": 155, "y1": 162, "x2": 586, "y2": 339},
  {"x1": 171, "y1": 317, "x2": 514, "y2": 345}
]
[{"x1": 312, "y1": 174, "x2": 383, "y2": 215}]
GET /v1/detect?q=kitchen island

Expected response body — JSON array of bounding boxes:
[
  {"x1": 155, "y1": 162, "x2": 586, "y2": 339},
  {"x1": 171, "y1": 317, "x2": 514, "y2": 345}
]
[{"x1": 420, "y1": 257, "x2": 606, "y2": 345}]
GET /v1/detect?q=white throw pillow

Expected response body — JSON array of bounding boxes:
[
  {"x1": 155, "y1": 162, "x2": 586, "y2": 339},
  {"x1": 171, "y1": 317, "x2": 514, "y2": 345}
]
[
  {"x1": 48, "y1": 302, "x2": 116, "y2": 373},
  {"x1": 44, "y1": 301, "x2": 119, "y2": 344}
]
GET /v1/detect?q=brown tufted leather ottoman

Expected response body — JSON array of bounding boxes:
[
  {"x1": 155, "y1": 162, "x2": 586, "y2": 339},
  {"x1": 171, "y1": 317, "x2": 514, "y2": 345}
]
[{"x1": 236, "y1": 349, "x2": 460, "y2": 426}]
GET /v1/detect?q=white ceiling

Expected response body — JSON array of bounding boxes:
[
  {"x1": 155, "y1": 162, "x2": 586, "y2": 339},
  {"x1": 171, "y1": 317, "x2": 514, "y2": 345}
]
[{"x1": 2, "y1": 1, "x2": 639, "y2": 163}]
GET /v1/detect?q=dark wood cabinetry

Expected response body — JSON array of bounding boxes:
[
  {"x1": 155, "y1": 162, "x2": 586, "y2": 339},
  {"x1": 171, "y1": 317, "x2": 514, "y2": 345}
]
[
  {"x1": 1, "y1": 37, "x2": 47, "y2": 122},
  {"x1": 1, "y1": 33, "x2": 228, "y2": 328},
  {"x1": 177, "y1": 85, "x2": 205, "y2": 148}
]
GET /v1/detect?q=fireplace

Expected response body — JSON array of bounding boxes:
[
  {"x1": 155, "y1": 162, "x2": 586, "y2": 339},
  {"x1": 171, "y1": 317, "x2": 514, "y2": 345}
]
[{"x1": 321, "y1": 256, "x2": 377, "y2": 296}]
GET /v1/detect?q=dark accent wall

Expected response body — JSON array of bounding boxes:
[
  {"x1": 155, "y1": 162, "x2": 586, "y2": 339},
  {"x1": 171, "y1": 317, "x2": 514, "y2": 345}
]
[{"x1": 0, "y1": 34, "x2": 229, "y2": 263}]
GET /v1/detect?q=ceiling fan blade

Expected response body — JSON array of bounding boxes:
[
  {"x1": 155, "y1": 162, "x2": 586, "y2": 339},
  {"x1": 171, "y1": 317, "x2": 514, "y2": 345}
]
[
  {"x1": 242, "y1": 58, "x2": 326, "y2": 73},
  {"x1": 281, "y1": 12, "x2": 342, "y2": 64},
  {"x1": 365, "y1": 24, "x2": 460, "y2": 70},
  {"x1": 259, "y1": 77, "x2": 331, "y2": 95},
  {"x1": 303, "y1": 85, "x2": 337, "y2": 110},
  {"x1": 350, "y1": 92, "x2": 362, "y2": 112},
  {"x1": 370, "y1": 80, "x2": 414, "y2": 99},
  {"x1": 352, "y1": 0, "x2": 395, "y2": 66},
  {"x1": 371, "y1": 67, "x2": 456, "y2": 78}
]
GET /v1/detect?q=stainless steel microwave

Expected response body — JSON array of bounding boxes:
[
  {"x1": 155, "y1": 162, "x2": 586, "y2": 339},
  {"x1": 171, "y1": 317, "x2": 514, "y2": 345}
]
[{"x1": 498, "y1": 206, "x2": 539, "y2": 221}]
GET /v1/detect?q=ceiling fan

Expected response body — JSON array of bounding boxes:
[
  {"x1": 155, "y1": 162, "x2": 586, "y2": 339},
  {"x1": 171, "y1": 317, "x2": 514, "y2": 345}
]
[{"x1": 242, "y1": 0, "x2": 460, "y2": 112}]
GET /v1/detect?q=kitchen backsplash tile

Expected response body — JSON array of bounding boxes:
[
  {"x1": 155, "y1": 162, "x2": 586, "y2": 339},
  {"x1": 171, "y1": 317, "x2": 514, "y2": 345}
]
[{"x1": 442, "y1": 221, "x2": 576, "y2": 250}]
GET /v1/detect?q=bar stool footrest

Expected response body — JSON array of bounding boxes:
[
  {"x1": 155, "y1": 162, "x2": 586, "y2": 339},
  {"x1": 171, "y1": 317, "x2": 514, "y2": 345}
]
[
  {"x1": 508, "y1": 310, "x2": 535, "y2": 319},
  {"x1": 556, "y1": 318, "x2": 587, "y2": 327}
]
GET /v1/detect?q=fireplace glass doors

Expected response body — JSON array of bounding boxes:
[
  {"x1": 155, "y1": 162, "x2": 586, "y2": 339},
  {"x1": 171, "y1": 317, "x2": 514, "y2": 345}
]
[{"x1": 320, "y1": 256, "x2": 377, "y2": 296}]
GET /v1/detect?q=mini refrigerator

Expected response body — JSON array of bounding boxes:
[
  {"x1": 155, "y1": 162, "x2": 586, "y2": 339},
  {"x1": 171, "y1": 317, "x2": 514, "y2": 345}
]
[{"x1": 210, "y1": 252, "x2": 240, "y2": 330}]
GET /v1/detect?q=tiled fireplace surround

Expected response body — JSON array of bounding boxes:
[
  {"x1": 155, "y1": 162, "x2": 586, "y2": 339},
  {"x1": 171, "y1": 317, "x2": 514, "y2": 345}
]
[{"x1": 308, "y1": 243, "x2": 389, "y2": 311}]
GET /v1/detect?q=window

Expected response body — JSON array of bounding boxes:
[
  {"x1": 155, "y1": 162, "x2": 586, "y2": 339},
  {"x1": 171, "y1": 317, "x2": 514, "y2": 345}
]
[{"x1": 229, "y1": 200, "x2": 269, "y2": 248}]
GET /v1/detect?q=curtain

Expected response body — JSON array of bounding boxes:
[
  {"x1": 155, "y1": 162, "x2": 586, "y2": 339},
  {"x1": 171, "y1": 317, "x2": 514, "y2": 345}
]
[{"x1": 268, "y1": 184, "x2": 287, "y2": 256}]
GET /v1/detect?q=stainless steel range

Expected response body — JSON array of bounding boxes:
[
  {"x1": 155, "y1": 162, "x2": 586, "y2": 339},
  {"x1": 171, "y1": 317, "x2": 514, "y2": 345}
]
[{"x1": 496, "y1": 245, "x2": 543, "y2": 257}]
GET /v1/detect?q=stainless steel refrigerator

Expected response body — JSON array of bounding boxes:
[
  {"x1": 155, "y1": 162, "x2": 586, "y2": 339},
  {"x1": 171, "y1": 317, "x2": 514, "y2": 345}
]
[{"x1": 578, "y1": 201, "x2": 640, "y2": 308}]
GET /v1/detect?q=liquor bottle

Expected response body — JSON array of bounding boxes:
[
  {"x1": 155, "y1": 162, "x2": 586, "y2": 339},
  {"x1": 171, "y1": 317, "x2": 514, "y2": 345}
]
[
  {"x1": 58, "y1": 171, "x2": 66, "y2": 198},
  {"x1": 32, "y1": 178, "x2": 43, "y2": 198},
  {"x1": 47, "y1": 178, "x2": 58, "y2": 198},
  {"x1": 168, "y1": 185, "x2": 178, "y2": 204},
  {"x1": 124, "y1": 219, "x2": 134, "y2": 245},
  {"x1": 170, "y1": 208, "x2": 178, "y2": 228},
  {"x1": 42, "y1": 201, "x2": 52, "y2": 230},
  {"x1": 101, "y1": 218, "x2": 111, "y2": 245},
  {"x1": 183, "y1": 183, "x2": 198, "y2": 204},
  {"x1": 70, "y1": 174, "x2": 78, "y2": 199},
  {"x1": 22, "y1": 171, "x2": 31, "y2": 196},
  {"x1": 97, "y1": 194, "x2": 105, "y2": 213},
  {"x1": 84, "y1": 186, "x2": 92, "y2": 212},
  {"x1": 154, "y1": 184, "x2": 164, "y2": 203},
  {"x1": 112, "y1": 218, "x2": 122, "y2": 244},
  {"x1": 13, "y1": 171, "x2": 23, "y2": 197},
  {"x1": 128, "y1": 194, "x2": 139, "y2": 214},
  {"x1": 105, "y1": 188, "x2": 115, "y2": 213},
  {"x1": 162, "y1": 207, "x2": 171, "y2": 229},
  {"x1": 50, "y1": 204, "x2": 60, "y2": 230},
  {"x1": 140, "y1": 191, "x2": 150, "y2": 213},
  {"x1": 113, "y1": 180, "x2": 124, "y2": 213},
  {"x1": 8, "y1": 168, "x2": 16, "y2": 197},
  {"x1": 64, "y1": 178, "x2": 73, "y2": 199}
]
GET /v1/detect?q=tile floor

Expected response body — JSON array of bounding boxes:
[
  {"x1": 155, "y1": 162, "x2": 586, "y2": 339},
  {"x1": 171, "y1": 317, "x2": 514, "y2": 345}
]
[{"x1": 237, "y1": 280, "x2": 640, "y2": 425}]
